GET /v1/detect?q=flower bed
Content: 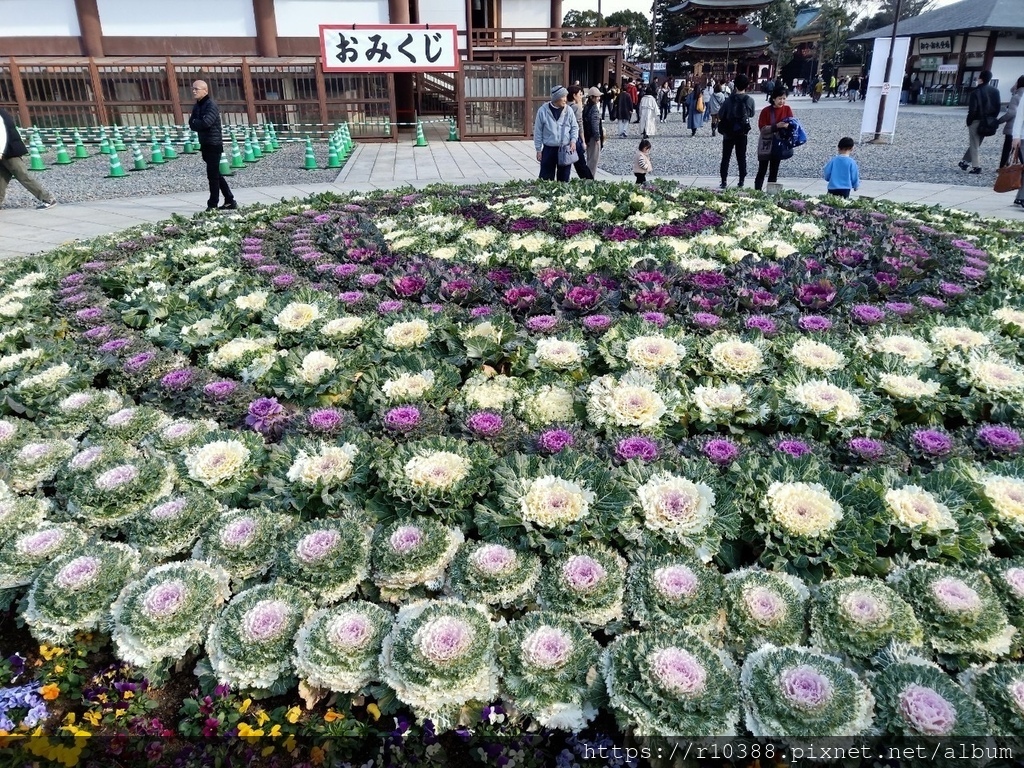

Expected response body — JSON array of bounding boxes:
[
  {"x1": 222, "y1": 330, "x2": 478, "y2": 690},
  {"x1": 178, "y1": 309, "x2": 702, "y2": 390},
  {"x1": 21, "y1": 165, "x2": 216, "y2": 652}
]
[{"x1": 1, "y1": 181, "x2": 1024, "y2": 764}]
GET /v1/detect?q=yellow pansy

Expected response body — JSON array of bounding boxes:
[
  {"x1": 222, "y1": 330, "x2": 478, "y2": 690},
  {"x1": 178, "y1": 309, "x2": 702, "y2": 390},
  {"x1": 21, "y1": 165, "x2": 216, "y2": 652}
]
[
  {"x1": 238, "y1": 698, "x2": 252, "y2": 713},
  {"x1": 285, "y1": 706, "x2": 301, "y2": 724},
  {"x1": 255, "y1": 710, "x2": 270, "y2": 726},
  {"x1": 366, "y1": 703, "x2": 381, "y2": 721}
]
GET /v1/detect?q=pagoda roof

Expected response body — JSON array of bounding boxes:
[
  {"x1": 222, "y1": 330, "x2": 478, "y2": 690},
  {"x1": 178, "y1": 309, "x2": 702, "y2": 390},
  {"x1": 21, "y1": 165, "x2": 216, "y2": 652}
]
[
  {"x1": 667, "y1": 0, "x2": 773, "y2": 13},
  {"x1": 850, "y1": 0, "x2": 1021, "y2": 39},
  {"x1": 665, "y1": 26, "x2": 768, "y2": 53}
]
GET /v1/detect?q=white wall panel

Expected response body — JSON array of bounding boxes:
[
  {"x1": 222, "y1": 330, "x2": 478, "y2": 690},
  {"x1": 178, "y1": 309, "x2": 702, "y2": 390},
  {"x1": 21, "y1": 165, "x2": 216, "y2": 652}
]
[
  {"x1": 96, "y1": 0, "x2": 256, "y2": 36},
  {"x1": 275, "y1": 0, "x2": 389, "y2": 37},
  {"x1": 499, "y1": 0, "x2": 549, "y2": 38},
  {"x1": 2, "y1": 0, "x2": 80, "y2": 36},
  {"x1": 418, "y1": 0, "x2": 465, "y2": 31}
]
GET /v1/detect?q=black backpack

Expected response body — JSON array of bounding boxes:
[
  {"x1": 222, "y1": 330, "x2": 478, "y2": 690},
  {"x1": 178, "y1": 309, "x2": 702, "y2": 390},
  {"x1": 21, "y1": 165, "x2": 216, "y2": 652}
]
[{"x1": 718, "y1": 94, "x2": 751, "y2": 137}]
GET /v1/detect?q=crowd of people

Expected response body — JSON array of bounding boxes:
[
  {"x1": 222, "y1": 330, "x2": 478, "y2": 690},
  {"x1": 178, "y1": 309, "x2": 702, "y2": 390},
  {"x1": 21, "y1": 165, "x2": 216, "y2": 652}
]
[{"x1": 534, "y1": 69, "x2": 1024, "y2": 209}]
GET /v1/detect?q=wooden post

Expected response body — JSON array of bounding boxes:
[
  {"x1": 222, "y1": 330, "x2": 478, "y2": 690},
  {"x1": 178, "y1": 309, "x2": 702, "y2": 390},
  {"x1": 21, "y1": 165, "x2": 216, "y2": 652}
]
[
  {"x1": 525, "y1": 58, "x2": 533, "y2": 139},
  {"x1": 388, "y1": 72, "x2": 399, "y2": 142},
  {"x1": 9, "y1": 58, "x2": 31, "y2": 127},
  {"x1": 314, "y1": 58, "x2": 329, "y2": 134},
  {"x1": 87, "y1": 57, "x2": 108, "y2": 126},
  {"x1": 166, "y1": 57, "x2": 183, "y2": 125},
  {"x1": 241, "y1": 57, "x2": 258, "y2": 126},
  {"x1": 456, "y1": 67, "x2": 466, "y2": 141}
]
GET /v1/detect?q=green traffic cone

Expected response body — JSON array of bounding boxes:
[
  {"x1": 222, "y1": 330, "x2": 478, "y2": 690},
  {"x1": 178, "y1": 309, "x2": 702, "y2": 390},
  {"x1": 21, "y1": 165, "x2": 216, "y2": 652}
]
[
  {"x1": 262, "y1": 131, "x2": 274, "y2": 155},
  {"x1": 302, "y1": 137, "x2": 317, "y2": 170},
  {"x1": 99, "y1": 133, "x2": 111, "y2": 155},
  {"x1": 383, "y1": 119, "x2": 391, "y2": 138},
  {"x1": 243, "y1": 135, "x2": 256, "y2": 163},
  {"x1": 129, "y1": 142, "x2": 149, "y2": 171},
  {"x1": 54, "y1": 135, "x2": 72, "y2": 164},
  {"x1": 447, "y1": 118, "x2": 460, "y2": 142},
  {"x1": 28, "y1": 144, "x2": 46, "y2": 171},
  {"x1": 162, "y1": 128, "x2": 178, "y2": 160},
  {"x1": 112, "y1": 126, "x2": 126, "y2": 151},
  {"x1": 219, "y1": 150, "x2": 233, "y2": 176},
  {"x1": 107, "y1": 149, "x2": 126, "y2": 178},
  {"x1": 149, "y1": 139, "x2": 165, "y2": 165},
  {"x1": 269, "y1": 124, "x2": 281, "y2": 150},
  {"x1": 250, "y1": 129, "x2": 262, "y2": 159},
  {"x1": 230, "y1": 138, "x2": 244, "y2": 169},
  {"x1": 73, "y1": 130, "x2": 88, "y2": 159},
  {"x1": 326, "y1": 140, "x2": 341, "y2": 168},
  {"x1": 413, "y1": 119, "x2": 428, "y2": 147}
]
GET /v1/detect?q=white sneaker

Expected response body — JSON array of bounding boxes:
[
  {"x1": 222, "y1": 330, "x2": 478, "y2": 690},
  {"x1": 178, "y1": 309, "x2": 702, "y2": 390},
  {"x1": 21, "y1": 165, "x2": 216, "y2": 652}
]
[{"x1": 37, "y1": 200, "x2": 57, "y2": 209}]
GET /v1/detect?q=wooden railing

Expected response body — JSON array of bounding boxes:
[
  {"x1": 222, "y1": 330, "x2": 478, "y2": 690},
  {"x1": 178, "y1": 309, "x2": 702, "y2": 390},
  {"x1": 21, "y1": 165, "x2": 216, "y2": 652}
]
[{"x1": 471, "y1": 27, "x2": 625, "y2": 48}]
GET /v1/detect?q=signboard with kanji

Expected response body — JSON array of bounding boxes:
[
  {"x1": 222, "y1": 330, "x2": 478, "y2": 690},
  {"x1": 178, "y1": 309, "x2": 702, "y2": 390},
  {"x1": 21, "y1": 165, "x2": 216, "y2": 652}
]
[
  {"x1": 320, "y1": 24, "x2": 460, "y2": 72},
  {"x1": 917, "y1": 36, "x2": 953, "y2": 54}
]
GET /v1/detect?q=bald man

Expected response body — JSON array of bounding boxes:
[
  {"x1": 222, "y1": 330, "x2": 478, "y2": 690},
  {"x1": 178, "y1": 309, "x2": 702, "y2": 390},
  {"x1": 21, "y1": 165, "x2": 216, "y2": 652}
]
[{"x1": 188, "y1": 80, "x2": 236, "y2": 210}]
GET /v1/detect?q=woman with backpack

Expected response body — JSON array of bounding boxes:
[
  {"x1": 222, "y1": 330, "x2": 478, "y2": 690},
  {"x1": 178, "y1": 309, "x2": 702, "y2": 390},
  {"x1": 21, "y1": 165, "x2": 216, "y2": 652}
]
[
  {"x1": 754, "y1": 85, "x2": 795, "y2": 191},
  {"x1": 658, "y1": 83, "x2": 672, "y2": 123}
]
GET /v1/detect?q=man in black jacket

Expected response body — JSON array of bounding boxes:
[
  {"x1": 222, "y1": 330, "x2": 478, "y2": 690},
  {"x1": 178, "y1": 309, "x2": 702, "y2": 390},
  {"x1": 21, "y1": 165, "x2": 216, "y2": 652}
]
[
  {"x1": 959, "y1": 70, "x2": 1000, "y2": 174},
  {"x1": 188, "y1": 81, "x2": 236, "y2": 210},
  {"x1": 0, "y1": 107, "x2": 56, "y2": 209},
  {"x1": 718, "y1": 74, "x2": 756, "y2": 189}
]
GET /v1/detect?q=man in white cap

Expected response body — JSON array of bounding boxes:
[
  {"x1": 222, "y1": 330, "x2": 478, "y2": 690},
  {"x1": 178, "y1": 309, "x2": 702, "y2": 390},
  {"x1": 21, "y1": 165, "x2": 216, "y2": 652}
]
[{"x1": 533, "y1": 85, "x2": 578, "y2": 182}]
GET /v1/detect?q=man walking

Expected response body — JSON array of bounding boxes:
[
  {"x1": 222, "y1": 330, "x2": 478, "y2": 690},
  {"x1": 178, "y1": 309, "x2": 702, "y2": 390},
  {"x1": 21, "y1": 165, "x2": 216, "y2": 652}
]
[
  {"x1": 718, "y1": 73, "x2": 756, "y2": 189},
  {"x1": 0, "y1": 107, "x2": 57, "y2": 209},
  {"x1": 959, "y1": 70, "x2": 1001, "y2": 174},
  {"x1": 188, "y1": 80, "x2": 236, "y2": 210}
]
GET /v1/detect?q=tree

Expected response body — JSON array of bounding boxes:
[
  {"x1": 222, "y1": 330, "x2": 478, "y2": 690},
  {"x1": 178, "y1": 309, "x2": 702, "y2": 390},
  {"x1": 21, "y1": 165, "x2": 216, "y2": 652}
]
[
  {"x1": 760, "y1": 0, "x2": 797, "y2": 73},
  {"x1": 606, "y1": 10, "x2": 653, "y2": 60},
  {"x1": 655, "y1": 0, "x2": 696, "y2": 74},
  {"x1": 818, "y1": 0, "x2": 853, "y2": 69},
  {"x1": 852, "y1": 0, "x2": 936, "y2": 35}
]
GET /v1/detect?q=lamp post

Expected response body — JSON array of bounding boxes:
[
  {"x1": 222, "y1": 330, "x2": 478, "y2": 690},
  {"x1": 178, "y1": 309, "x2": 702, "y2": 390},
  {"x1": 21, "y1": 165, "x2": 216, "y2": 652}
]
[
  {"x1": 873, "y1": 0, "x2": 904, "y2": 141},
  {"x1": 649, "y1": 0, "x2": 658, "y2": 84}
]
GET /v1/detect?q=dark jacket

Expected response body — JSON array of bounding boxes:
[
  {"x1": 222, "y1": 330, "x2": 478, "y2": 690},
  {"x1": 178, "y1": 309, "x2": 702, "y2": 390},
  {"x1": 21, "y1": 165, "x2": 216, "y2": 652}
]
[
  {"x1": 582, "y1": 101, "x2": 601, "y2": 143},
  {"x1": 189, "y1": 95, "x2": 224, "y2": 146},
  {"x1": 966, "y1": 83, "x2": 1000, "y2": 126},
  {"x1": 615, "y1": 91, "x2": 634, "y2": 120},
  {"x1": 0, "y1": 108, "x2": 29, "y2": 159}
]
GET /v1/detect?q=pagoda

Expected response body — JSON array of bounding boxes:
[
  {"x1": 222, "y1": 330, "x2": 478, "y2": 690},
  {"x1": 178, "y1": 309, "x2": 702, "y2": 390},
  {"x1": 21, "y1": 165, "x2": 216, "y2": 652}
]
[{"x1": 665, "y1": 0, "x2": 773, "y2": 82}]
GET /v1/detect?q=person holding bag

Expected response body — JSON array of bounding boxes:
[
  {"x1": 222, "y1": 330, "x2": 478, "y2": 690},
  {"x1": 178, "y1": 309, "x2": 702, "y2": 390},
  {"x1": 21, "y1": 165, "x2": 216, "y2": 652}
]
[
  {"x1": 1009, "y1": 85, "x2": 1024, "y2": 209},
  {"x1": 583, "y1": 86, "x2": 604, "y2": 178},
  {"x1": 754, "y1": 85, "x2": 795, "y2": 191},
  {"x1": 534, "y1": 85, "x2": 579, "y2": 183}
]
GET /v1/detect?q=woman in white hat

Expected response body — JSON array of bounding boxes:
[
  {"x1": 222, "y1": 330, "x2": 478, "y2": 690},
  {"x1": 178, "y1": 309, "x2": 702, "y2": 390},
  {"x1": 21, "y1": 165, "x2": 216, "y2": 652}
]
[{"x1": 583, "y1": 86, "x2": 604, "y2": 177}]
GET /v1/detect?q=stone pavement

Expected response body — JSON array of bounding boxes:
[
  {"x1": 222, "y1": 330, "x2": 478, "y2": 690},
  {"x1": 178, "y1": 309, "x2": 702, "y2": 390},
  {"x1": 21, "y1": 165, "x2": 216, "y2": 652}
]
[{"x1": 1, "y1": 138, "x2": 1021, "y2": 261}]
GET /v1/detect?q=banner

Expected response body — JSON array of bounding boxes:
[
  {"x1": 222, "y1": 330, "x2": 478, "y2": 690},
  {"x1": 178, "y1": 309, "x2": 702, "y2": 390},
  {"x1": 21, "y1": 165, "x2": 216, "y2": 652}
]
[
  {"x1": 320, "y1": 24, "x2": 459, "y2": 72},
  {"x1": 859, "y1": 36, "x2": 911, "y2": 142}
]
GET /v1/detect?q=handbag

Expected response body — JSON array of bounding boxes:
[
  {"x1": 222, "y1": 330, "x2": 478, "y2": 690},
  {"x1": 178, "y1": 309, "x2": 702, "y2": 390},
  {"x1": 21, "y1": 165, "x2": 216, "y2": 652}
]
[
  {"x1": 558, "y1": 143, "x2": 579, "y2": 166},
  {"x1": 771, "y1": 136, "x2": 795, "y2": 160},
  {"x1": 994, "y1": 161, "x2": 1023, "y2": 194}
]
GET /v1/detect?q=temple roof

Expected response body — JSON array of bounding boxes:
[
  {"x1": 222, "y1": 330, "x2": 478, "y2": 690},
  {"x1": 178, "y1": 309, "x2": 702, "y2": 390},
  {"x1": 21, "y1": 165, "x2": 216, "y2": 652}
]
[
  {"x1": 664, "y1": 26, "x2": 768, "y2": 53},
  {"x1": 850, "y1": 0, "x2": 1021, "y2": 39},
  {"x1": 667, "y1": 0, "x2": 773, "y2": 13}
]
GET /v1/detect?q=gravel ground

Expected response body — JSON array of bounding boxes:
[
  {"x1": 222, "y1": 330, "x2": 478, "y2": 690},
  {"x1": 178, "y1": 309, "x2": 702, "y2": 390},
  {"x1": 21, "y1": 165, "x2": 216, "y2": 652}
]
[
  {"x1": 597, "y1": 98, "x2": 1009, "y2": 187},
  {"x1": 0, "y1": 101, "x2": 1008, "y2": 210},
  {"x1": 0, "y1": 142, "x2": 339, "y2": 210}
]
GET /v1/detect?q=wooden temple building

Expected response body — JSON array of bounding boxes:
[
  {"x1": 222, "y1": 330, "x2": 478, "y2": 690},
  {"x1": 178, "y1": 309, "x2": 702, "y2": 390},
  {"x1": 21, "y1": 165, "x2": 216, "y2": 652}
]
[{"x1": 665, "y1": 0, "x2": 773, "y2": 84}]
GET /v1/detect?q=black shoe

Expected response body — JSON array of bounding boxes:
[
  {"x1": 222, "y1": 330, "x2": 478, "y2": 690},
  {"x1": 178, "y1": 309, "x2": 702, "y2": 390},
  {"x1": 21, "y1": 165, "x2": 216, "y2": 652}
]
[
  {"x1": 1013, "y1": 199, "x2": 1024, "y2": 208},
  {"x1": 958, "y1": 161, "x2": 969, "y2": 171},
  {"x1": 719, "y1": 180, "x2": 727, "y2": 189},
  {"x1": 969, "y1": 167, "x2": 982, "y2": 174},
  {"x1": 737, "y1": 180, "x2": 745, "y2": 188},
  {"x1": 206, "y1": 205, "x2": 218, "y2": 211},
  {"x1": 219, "y1": 200, "x2": 238, "y2": 210}
]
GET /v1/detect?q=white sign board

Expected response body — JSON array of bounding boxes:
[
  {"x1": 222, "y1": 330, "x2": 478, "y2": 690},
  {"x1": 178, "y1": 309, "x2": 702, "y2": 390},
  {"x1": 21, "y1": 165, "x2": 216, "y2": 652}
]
[
  {"x1": 320, "y1": 24, "x2": 459, "y2": 72},
  {"x1": 859, "y1": 36, "x2": 911, "y2": 142}
]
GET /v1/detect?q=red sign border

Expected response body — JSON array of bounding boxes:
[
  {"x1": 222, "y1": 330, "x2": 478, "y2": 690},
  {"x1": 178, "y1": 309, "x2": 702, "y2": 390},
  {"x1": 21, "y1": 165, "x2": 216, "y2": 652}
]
[{"x1": 319, "y1": 24, "x2": 461, "y2": 73}]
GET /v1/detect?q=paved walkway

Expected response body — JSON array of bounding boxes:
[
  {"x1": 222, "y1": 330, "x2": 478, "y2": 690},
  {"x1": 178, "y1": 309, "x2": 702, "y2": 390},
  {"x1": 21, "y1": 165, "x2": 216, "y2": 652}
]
[{"x1": 2, "y1": 139, "x2": 1021, "y2": 260}]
